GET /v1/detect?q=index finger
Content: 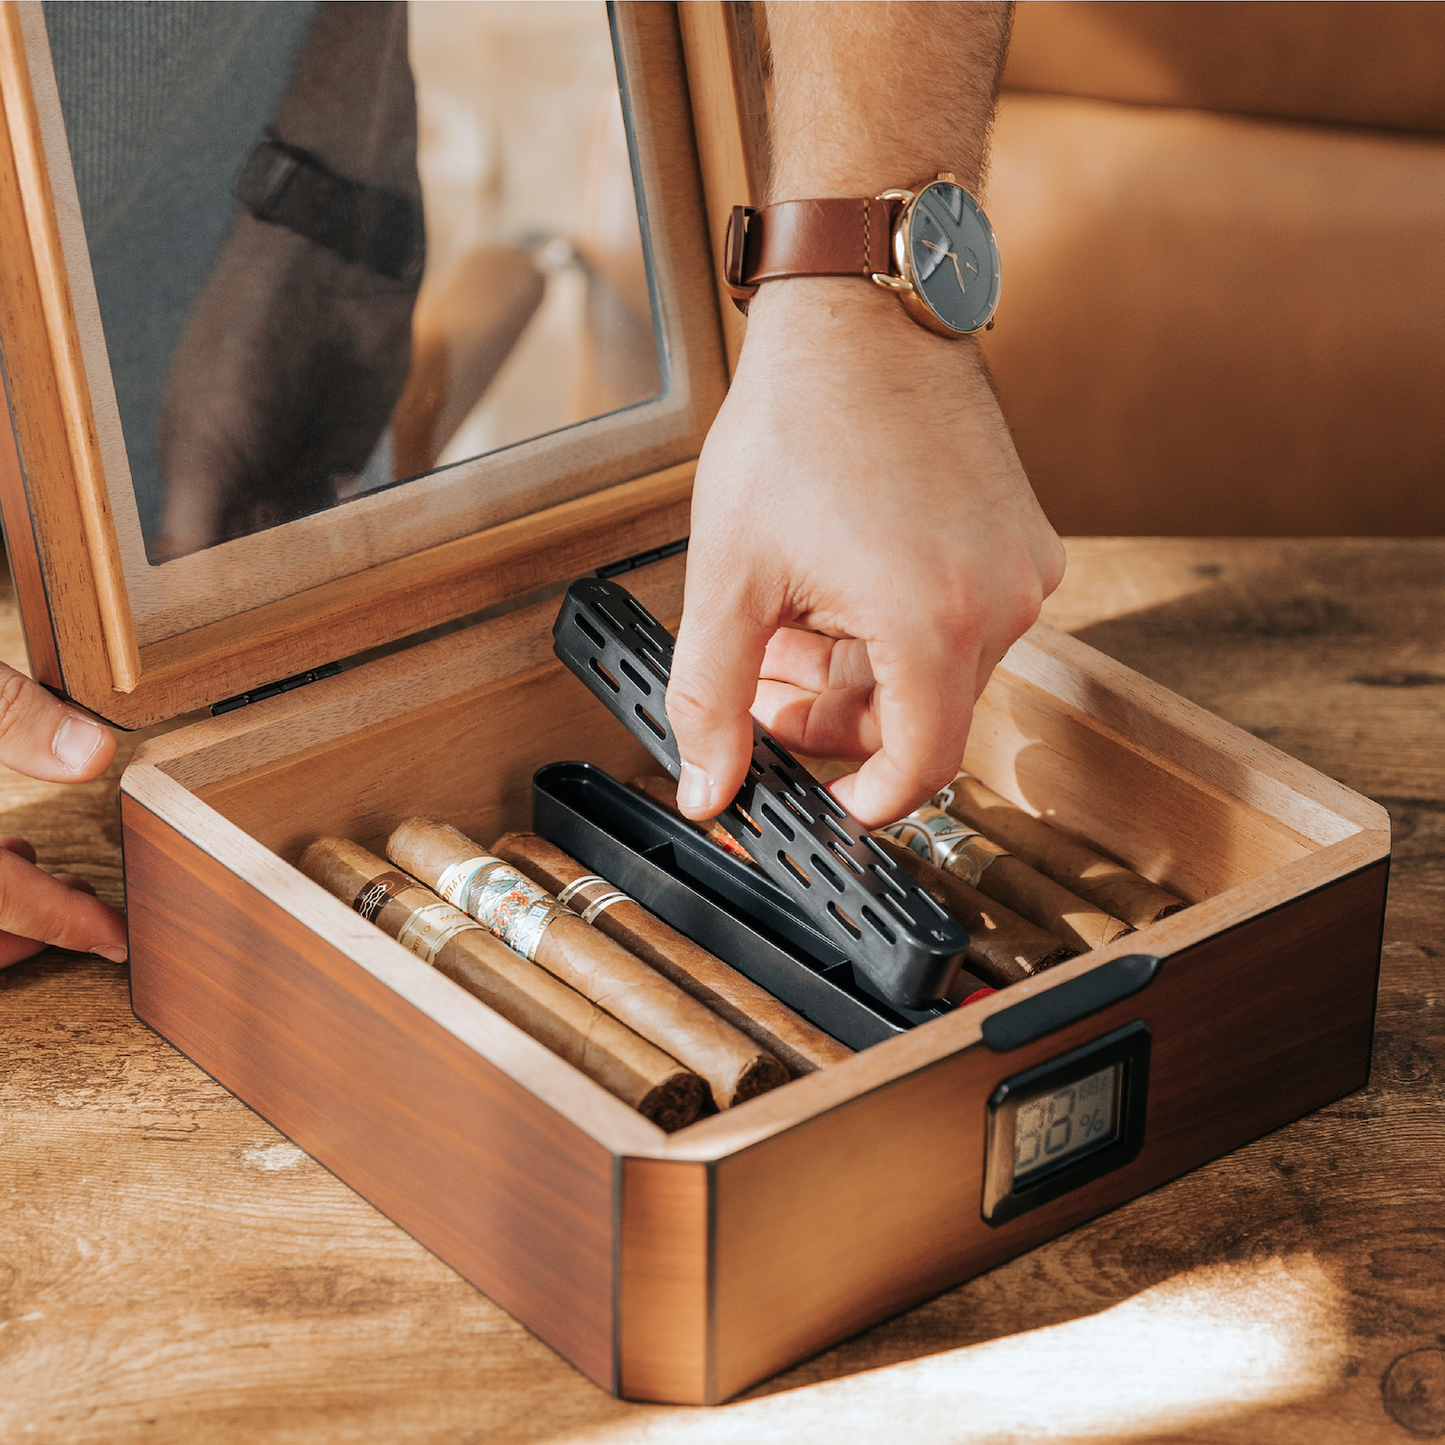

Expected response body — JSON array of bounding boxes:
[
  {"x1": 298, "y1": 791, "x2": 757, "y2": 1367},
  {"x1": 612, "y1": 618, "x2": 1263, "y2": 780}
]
[{"x1": 0, "y1": 664, "x2": 115, "y2": 782}]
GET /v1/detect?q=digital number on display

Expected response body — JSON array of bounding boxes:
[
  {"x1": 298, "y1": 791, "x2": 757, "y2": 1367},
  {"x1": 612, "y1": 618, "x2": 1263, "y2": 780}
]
[{"x1": 1012, "y1": 1063, "x2": 1121, "y2": 1185}]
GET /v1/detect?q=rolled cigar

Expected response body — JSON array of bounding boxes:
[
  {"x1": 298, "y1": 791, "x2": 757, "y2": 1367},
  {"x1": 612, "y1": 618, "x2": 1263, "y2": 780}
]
[
  {"x1": 878, "y1": 805, "x2": 1134, "y2": 954},
  {"x1": 387, "y1": 818, "x2": 788, "y2": 1110},
  {"x1": 938, "y1": 774, "x2": 1187, "y2": 928},
  {"x1": 871, "y1": 835, "x2": 1076, "y2": 987},
  {"x1": 629, "y1": 774, "x2": 758, "y2": 866},
  {"x1": 299, "y1": 837, "x2": 704, "y2": 1131},
  {"x1": 491, "y1": 831, "x2": 853, "y2": 1077}
]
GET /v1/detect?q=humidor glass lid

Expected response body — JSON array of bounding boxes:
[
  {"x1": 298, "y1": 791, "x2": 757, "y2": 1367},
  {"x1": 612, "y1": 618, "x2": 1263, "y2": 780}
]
[{"x1": 15, "y1": 0, "x2": 723, "y2": 652}]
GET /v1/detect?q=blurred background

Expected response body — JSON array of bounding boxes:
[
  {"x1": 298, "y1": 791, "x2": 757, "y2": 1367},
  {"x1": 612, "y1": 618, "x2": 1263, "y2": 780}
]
[
  {"x1": 977, "y1": 0, "x2": 1445, "y2": 536},
  {"x1": 394, "y1": 0, "x2": 662, "y2": 483}
]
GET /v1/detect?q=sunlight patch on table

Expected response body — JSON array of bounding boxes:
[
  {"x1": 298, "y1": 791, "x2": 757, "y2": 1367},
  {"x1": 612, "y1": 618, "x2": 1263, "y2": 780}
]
[{"x1": 563, "y1": 1253, "x2": 1345, "y2": 1444}]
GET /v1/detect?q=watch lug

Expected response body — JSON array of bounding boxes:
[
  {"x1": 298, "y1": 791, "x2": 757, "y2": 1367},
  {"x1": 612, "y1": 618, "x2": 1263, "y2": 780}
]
[{"x1": 937, "y1": 171, "x2": 956, "y2": 184}]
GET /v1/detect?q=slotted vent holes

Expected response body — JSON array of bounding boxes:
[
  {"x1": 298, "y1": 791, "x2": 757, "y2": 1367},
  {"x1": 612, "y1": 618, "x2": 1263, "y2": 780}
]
[
  {"x1": 589, "y1": 658, "x2": 621, "y2": 693},
  {"x1": 618, "y1": 658, "x2": 651, "y2": 695},
  {"x1": 635, "y1": 704, "x2": 667, "y2": 740}
]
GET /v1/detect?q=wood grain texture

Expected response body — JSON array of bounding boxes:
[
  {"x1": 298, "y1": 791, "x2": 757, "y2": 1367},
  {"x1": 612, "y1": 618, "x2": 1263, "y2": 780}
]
[
  {"x1": 708, "y1": 859, "x2": 1386, "y2": 1401},
  {"x1": 0, "y1": 1, "x2": 138, "y2": 692},
  {"x1": 123, "y1": 789, "x2": 621, "y2": 1392},
  {"x1": 619, "y1": 1159, "x2": 710, "y2": 1403},
  {"x1": 1, "y1": 538, "x2": 1438, "y2": 1441},
  {"x1": 676, "y1": 0, "x2": 770, "y2": 371},
  {"x1": 0, "y1": 348, "x2": 61, "y2": 688}
]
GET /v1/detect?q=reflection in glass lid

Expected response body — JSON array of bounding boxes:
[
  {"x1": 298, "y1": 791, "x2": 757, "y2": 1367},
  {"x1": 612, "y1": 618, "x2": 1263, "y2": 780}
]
[{"x1": 44, "y1": 0, "x2": 665, "y2": 563}]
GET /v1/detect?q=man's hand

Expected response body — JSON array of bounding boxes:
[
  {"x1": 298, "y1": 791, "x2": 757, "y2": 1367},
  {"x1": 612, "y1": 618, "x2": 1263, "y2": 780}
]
[
  {"x1": 663, "y1": 0, "x2": 1061, "y2": 829},
  {"x1": 667, "y1": 280, "x2": 1064, "y2": 829},
  {"x1": 0, "y1": 665, "x2": 127, "y2": 967}
]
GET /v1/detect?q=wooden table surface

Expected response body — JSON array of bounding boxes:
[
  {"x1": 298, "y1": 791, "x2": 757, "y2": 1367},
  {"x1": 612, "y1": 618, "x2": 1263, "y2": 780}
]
[{"x1": 2, "y1": 538, "x2": 1441, "y2": 1445}]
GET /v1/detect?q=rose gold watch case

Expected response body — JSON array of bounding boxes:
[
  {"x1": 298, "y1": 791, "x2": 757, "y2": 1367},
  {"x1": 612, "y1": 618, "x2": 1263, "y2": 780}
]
[{"x1": 874, "y1": 173, "x2": 1002, "y2": 338}]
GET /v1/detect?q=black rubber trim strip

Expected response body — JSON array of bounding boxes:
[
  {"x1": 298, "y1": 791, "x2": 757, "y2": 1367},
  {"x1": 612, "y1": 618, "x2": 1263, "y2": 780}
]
[{"x1": 982, "y1": 953, "x2": 1162, "y2": 1053}]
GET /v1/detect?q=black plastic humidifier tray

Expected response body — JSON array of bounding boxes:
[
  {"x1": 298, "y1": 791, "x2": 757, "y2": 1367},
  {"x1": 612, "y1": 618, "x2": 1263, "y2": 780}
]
[{"x1": 531, "y1": 761, "x2": 980, "y2": 1051}]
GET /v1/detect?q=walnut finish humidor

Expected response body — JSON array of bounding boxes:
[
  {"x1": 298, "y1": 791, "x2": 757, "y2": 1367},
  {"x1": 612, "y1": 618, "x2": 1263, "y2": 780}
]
[{"x1": 0, "y1": 0, "x2": 1388, "y2": 1406}]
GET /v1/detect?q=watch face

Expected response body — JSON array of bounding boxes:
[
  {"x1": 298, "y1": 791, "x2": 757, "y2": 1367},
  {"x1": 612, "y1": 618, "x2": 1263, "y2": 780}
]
[{"x1": 905, "y1": 181, "x2": 1000, "y2": 334}]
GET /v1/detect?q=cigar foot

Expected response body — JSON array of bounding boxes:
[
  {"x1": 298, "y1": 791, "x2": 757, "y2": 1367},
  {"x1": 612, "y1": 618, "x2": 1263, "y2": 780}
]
[
  {"x1": 733, "y1": 1054, "x2": 791, "y2": 1104},
  {"x1": 638, "y1": 1072, "x2": 709, "y2": 1132}
]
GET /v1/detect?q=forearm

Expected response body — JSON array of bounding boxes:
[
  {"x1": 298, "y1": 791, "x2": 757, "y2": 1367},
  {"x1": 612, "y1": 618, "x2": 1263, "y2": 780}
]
[
  {"x1": 765, "y1": 0, "x2": 1012, "y2": 198},
  {"x1": 273, "y1": 0, "x2": 418, "y2": 192}
]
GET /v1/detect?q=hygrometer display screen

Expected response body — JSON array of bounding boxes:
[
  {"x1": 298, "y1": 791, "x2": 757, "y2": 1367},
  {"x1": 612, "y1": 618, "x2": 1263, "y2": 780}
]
[
  {"x1": 1011, "y1": 1062, "x2": 1121, "y2": 1186},
  {"x1": 982, "y1": 1022, "x2": 1151, "y2": 1225}
]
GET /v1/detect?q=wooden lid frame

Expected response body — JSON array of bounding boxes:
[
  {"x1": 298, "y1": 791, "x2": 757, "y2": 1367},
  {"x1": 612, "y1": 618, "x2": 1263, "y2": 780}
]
[{"x1": 0, "y1": 1, "x2": 761, "y2": 729}]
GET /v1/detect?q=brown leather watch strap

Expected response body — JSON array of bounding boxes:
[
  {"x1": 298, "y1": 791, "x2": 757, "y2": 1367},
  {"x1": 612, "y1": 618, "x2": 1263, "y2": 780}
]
[{"x1": 724, "y1": 197, "x2": 899, "y2": 310}]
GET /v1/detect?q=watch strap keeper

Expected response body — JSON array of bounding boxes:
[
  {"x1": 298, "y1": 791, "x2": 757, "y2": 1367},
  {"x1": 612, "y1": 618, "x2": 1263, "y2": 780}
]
[
  {"x1": 234, "y1": 131, "x2": 425, "y2": 285},
  {"x1": 724, "y1": 196, "x2": 899, "y2": 312}
]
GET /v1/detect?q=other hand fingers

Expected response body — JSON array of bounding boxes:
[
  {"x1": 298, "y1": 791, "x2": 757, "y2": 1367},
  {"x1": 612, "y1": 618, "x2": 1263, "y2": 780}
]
[
  {"x1": 0, "y1": 835, "x2": 38, "y2": 864},
  {"x1": 0, "y1": 849, "x2": 126, "y2": 965},
  {"x1": 0, "y1": 663, "x2": 115, "y2": 783}
]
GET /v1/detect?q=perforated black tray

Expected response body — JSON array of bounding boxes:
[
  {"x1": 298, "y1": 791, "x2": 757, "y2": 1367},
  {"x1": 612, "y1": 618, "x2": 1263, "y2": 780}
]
[
  {"x1": 532, "y1": 761, "x2": 988, "y2": 1051},
  {"x1": 552, "y1": 576, "x2": 970, "y2": 1009}
]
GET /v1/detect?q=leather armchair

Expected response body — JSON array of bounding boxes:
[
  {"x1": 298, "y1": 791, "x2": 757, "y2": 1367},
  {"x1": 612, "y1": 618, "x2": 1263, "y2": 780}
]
[{"x1": 980, "y1": 1, "x2": 1445, "y2": 535}]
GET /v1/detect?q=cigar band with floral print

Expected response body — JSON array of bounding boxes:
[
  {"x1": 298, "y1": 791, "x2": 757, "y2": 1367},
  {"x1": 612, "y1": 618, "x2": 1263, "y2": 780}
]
[{"x1": 434, "y1": 855, "x2": 567, "y2": 962}]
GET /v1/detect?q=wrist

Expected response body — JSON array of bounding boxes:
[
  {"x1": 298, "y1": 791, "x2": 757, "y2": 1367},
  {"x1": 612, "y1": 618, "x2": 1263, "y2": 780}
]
[{"x1": 740, "y1": 277, "x2": 981, "y2": 379}]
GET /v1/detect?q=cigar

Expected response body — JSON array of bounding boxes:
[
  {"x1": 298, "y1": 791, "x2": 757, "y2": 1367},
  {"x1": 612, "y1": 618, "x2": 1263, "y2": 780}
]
[
  {"x1": 491, "y1": 831, "x2": 854, "y2": 1077},
  {"x1": 628, "y1": 774, "x2": 758, "y2": 866},
  {"x1": 938, "y1": 774, "x2": 1186, "y2": 928},
  {"x1": 299, "y1": 837, "x2": 704, "y2": 1131},
  {"x1": 878, "y1": 805, "x2": 1134, "y2": 954},
  {"x1": 387, "y1": 819, "x2": 789, "y2": 1110},
  {"x1": 871, "y1": 835, "x2": 1076, "y2": 987}
]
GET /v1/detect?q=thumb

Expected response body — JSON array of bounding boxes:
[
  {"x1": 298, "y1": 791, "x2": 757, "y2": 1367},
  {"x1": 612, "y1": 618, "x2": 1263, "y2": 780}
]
[
  {"x1": 0, "y1": 664, "x2": 115, "y2": 782},
  {"x1": 667, "y1": 579, "x2": 773, "y2": 820}
]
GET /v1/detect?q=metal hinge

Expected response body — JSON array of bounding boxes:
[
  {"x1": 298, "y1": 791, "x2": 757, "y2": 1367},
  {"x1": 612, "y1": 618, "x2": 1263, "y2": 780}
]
[
  {"x1": 595, "y1": 536, "x2": 688, "y2": 580},
  {"x1": 211, "y1": 661, "x2": 344, "y2": 716}
]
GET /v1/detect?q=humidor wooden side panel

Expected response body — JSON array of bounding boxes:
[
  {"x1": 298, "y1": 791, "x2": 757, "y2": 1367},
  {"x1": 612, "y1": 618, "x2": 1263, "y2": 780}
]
[
  {"x1": 970, "y1": 625, "x2": 1388, "y2": 903},
  {"x1": 121, "y1": 789, "x2": 624, "y2": 1393},
  {"x1": 0, "y1": 0, "x2": 128, "y2": 702},
  {"x1": 707, "y1": 857, "x2": 1387, "y2": 1401},
  {"x1": 193, "y1": 662, "x2": 660, "y2": 867},
  {"x1": 618, "y1": 1159, "x2": 710, "y2": 1403}
]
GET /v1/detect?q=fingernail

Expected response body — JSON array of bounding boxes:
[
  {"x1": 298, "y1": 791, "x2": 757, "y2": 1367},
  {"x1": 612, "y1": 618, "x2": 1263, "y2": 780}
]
[
  {"x1": 677, "y1": 760, "x2": 714, "y2": 816},
  {"x1": 53, "y1": 715, "x2": 105, "y2": 773},
  {"x1": 95, "y1": 944, "x2": 128, "y2": 964}
]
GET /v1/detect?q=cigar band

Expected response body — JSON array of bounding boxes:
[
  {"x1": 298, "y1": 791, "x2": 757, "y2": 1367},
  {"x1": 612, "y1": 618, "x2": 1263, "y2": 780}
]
[
  {"x1": 351, "y1": 870, "x2": 417, "y2": 922},
  {"x1": 395, "y1": 902, "x2": 485, "y2": 965},
  {"x1": 435, "y1": 855, "x2": 565, "y2": 962},
  {"x1": 557, "y1": 873, "x2": 611, "y2": 905},
  {"x1": 880, "y1": 808, "x2": 1009, "y2": 888},
  {"x1": 556, "y1": 874, "x2": 633, "y2": 925}
]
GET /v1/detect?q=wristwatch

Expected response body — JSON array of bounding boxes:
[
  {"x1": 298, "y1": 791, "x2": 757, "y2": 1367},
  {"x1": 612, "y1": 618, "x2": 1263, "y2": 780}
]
[{"x1": 724, "y1": 173, "x2": 1000, "y2": 338}]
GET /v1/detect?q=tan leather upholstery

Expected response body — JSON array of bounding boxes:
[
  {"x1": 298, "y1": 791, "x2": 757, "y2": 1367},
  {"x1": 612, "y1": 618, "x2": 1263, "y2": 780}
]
[{"x1": 981, "y1": 2, "x2": 1445, "y2": 535}]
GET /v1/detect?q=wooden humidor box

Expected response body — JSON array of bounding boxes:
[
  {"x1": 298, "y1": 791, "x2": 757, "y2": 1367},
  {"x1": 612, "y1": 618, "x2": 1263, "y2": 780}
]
[{"x1": 0, "y1": 0, "x2": 1389, "y2": 1407}]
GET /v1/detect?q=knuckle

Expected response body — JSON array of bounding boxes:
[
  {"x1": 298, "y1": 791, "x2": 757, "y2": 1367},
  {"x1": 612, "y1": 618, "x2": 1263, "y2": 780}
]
[{"x1": 0, "y1": 669, "x2": 32, "y2": 746}]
